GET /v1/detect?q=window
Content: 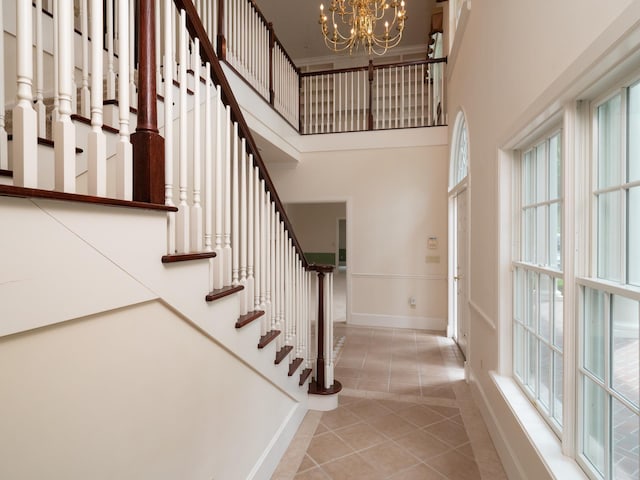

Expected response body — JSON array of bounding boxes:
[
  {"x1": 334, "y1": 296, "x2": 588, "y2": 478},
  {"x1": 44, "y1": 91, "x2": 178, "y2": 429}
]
[
  {"x1": 449, "y1": 112, "x2": 468, "y2": 189},
  {"x1": 577, "y1": 80, "x2": 640, "y2": 480},
  {"x1": 513, "y1": 131, "x2": 564, "y2": 434}
]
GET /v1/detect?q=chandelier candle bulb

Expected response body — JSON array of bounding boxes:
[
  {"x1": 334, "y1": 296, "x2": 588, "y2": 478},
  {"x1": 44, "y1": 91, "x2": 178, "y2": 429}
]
[{"x1": 319, "y1": 0, "x2": 407, "y2": 55}]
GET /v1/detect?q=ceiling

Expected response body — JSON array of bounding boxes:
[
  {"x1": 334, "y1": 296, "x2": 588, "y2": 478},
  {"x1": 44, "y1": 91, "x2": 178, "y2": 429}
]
[{"x1": 252, "y1": 0, "x2": 437, "y2": 64}]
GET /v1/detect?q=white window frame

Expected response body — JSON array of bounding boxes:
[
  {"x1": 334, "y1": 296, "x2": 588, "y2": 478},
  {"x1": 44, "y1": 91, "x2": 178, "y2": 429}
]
[
  {"x1": 576, "y1": 77, "x2": 640, "y2": 480},
  {"x1": 513, "y1": 127, "x2": 565, "y2": 437}
]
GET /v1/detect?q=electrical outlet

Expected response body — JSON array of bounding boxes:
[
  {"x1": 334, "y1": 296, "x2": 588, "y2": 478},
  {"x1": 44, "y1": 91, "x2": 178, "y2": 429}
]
[
  {"x1": 409, "y1": 296, "x2": 416, "y2": 307},
  {"x1": 425, "y1": 255, "x2": 440, "y2": 264}
]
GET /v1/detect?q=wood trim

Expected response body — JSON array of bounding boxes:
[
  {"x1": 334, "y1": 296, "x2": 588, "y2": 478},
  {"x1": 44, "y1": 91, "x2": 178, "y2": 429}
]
[
  {"x1": 258, "y1": 330, "x2": 281, "y2": 349},
  {"x1": 205, "y1": 284, "x2": 244, "y2": 302},
  {"x1": 308, "y1": 380, "x2": 343, "y2": 395},
  {"x1": 300, "y1": 57, "x2": 448, "y2": 78},
  {"x1": 274, "y1": 345, "x2": 293, "y2": 365},
  {"x1": 71, "y1": 114, "x2": 119, "y2": 134},
  {"x1": 161, "y1": 252, "x2": 217, "y2": 263},
  {"x1": 0, "y1": 169, "x2": 13, "y2": 178},
  {"x1": 299, "y1": 368, "x2": 312, "y2": 386},
  {"x1": 307, "y1": 264, "x2": 335, "y2": 274},
  {"x1": 235, "y1": 310, "x2": 265, "y2": 328},
  {"x1": 0, "y1": 185, "x2": 177, "y2": 211},
  {"x1": 288, "y1": 357, "x2": 303, "y2": 377}
]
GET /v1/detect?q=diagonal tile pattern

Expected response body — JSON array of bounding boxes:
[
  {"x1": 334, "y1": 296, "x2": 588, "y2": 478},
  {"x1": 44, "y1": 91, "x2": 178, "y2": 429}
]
[{"x1": 273, "y1": 325, "x2": 508, "y2": 480}]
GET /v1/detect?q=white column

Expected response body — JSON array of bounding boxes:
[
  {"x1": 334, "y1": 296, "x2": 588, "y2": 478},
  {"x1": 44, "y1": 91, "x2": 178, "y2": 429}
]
[
  {"x1": 53, "y1": 0, "x2": 76, "y2": 192},
  {"x1": 114, "y1": 0, "x2": 132, "y2": 200},
  {"x1": 191, "y1": 39, "x2": 203, "y2": 253},
  {"x1": 164, "y1": 0, "x2": 176, "y2": 254},
  {"x1": 176, "y1": 11, "x2": 190, "y2": 252},
  {"x1": 87, "y1": 0, "x2": 106, "y2": 196},
  {"x1": 12, "y1": 0, "x2": 38, "y2": 187}
]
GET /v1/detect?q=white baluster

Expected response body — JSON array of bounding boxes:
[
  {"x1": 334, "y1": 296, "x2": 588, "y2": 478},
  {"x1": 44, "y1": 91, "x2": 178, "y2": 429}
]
[
  {"x1": 113, "y1": 0, "x2": 131, "y2": 199},
  {"x1": 164, "y1": 0, "x2": 176, "y2": 254},
  {"x1": 12, "y1": 0, "x2": 38, "y2": 187},
  {"x1": 191, "y1": 40, "x2": 203, "y2": 252},
  {"x1": 272, "y1": 210, "x2": 280, "y2": 336},
  {"x1": 79, "y1": 0, "x2": 90, "y2": 118},
  {"x1": 176, "y1": 10, "x2": 190, "y2": 252},
  {"x1": 35, "y1": 0, "x2": 47, "y2": 136},
  {"x1": 106, "y1": 0, "x2": 116, "y2": 99},
  {"x1": 255, "y1": 169, "x2": 263, "y2": 314},
  {"x1": 0, "y1": 1, "x2": 8, "y2": 170},
  {"x1": 52, "y1": 0, "x2": 59, "y2": 123},
  {"x1": 155, "y1": 0, "x2": 162, "y2": 96},
  {"x1": 325, "y1": 272, "x2": 335, "y2": 389},
  {"x1": 238, "y1": 138, "x2": 248, "y2": 313},
  {"x1": 129, "y1": 0, "x2": 137, "y2": 109},
  {"x1": 223, "y1": 107, "x2": 233, "y2": 285},
  {"x1": 53, "y1": 0, "x2": 76, "y2": 192},
  {"x1": 231, "y1": 123, "x2": 240, "y2": 287},
  {"x1": 87, "y1": 0, "x2": 106, "y2": 196},
  {"x1": 262, "y1": 189, "x2": 272, "y2": 335},
  {"x1": 247, "y1": 157, "x2": 256, "y2": 313},
  {"x1": 204, "y1": 64, "x2": 213, "y2": 255},
  {"x1": 213, "y1": 87, "x2": 225, "y2": 289}
]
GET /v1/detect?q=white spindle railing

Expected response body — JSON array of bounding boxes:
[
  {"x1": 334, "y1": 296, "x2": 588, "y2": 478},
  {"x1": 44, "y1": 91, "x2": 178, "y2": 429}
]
[
  {"x1": 87, "y1": 0, "x2": 106, "y2": 196},
  {"x1": 300, "y1": 59, "x2": 447, "y2": 134},
  {"x1": 35, "y1": 0, "x2": 47, "y2": 135},
  {"x1": 273, "y1": 42, "x2": 299, "y2": 127}
]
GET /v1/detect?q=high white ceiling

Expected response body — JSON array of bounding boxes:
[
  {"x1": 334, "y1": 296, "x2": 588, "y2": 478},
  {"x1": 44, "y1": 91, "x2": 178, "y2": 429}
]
[{"x1": 252, "y1": 0, "x2": 436, "y2": 63}]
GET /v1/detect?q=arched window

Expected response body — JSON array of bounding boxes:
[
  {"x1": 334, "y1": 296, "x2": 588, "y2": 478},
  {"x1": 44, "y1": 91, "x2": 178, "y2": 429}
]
[{"x1": 449, "y1": 112, "x2": 469, "y2": 189}]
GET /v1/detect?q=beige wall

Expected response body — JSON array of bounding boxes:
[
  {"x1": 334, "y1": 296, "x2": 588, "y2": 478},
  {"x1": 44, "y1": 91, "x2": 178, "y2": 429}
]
[
  {"x1": 447, "y1": 0, "x2": 638, "y2": 477},
  {"x1": 272, "y1": 143, "x2": 449, "y2": 329},
  {"x1": 0, "y1": 301, "x2": 296, "y2": 480},
  {"x1": 286, "y1": 202, "x2": 346, "y2": 255}
]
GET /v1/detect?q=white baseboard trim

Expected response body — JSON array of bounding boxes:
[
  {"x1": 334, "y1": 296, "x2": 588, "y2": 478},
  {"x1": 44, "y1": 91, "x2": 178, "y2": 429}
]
[
  {"x1": 468, "y1": 371, "x2": 528, "y2": 480},
  {"x1": 350, "y1": 312, "x2": 446, "y2": 331},
  {"x1": 249, "y1": 401, "x2": 308, "y2": 480}
]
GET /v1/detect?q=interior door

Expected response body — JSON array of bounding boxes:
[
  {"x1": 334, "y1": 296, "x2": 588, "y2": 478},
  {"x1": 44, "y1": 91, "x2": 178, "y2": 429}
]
[{"x1": 454, "y1": 187, "x2": 469, "y2": 358}]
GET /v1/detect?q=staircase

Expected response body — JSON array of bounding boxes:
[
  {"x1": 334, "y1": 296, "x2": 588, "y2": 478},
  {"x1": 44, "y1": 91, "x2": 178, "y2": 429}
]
[{"x1": 0, "y1": 1, "x2": 340, "y2": 479}]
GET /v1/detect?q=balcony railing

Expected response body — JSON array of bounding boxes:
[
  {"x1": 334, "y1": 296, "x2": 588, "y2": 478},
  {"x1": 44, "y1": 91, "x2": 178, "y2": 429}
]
[{"x1": 192, "y1": 0, "x2": 447, "y2": 134}]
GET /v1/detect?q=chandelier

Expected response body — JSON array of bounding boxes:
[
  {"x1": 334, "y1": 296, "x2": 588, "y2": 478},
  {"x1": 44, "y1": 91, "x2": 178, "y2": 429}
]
[{"x1": 319, "y1": 1, "x2": 407, "y2": 56}]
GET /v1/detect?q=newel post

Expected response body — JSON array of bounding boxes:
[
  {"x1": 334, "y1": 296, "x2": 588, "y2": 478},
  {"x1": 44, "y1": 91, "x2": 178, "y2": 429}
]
[
  {"x1": 131, "y1": 0, "x2": 165, "y2": 204},
  {"x1": 308, "y1": 264, "x2": 342, "y2": 397}
]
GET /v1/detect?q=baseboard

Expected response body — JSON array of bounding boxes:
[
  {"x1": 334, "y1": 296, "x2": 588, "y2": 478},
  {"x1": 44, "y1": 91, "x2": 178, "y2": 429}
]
[
  {"x1": 468, "y1": 371, "x2": 528, "y2": 480},
  {"x1": 249, "y1": 401, "x2": 308, "y2": 480},
  {"x1": 349, "y1": 312, "x2": 446, "y2": 331}
]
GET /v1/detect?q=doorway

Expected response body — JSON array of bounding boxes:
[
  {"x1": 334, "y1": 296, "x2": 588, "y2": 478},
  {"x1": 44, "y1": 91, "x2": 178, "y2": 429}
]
[{"x1": 452, "y1": 187, "x2": 469, "y2": 358}]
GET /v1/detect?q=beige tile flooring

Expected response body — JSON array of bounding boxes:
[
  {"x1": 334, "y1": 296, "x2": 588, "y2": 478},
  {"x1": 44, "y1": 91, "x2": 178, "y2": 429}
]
[{"x1": 273, "y1": 325, "x2": 507, "y2": 480}]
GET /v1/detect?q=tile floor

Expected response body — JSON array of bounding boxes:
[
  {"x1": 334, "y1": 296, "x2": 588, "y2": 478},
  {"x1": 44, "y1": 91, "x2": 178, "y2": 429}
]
[{"x1": 273, "y1": 324, "x2": 507, "y2": 480}]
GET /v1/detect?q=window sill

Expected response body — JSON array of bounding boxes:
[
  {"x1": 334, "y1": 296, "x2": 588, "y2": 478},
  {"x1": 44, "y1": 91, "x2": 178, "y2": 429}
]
[{"x1": 490, "y1": 372, "x2": 588, "y2": 480}]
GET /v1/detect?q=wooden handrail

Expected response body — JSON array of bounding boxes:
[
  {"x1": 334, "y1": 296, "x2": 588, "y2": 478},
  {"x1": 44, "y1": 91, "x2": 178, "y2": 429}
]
[
  {"x1": 300, "y1": 57, "x2": 448, "y2": 78},
  {"x1": 173, "y1": 0, "x2": 308, "y2": 268}
]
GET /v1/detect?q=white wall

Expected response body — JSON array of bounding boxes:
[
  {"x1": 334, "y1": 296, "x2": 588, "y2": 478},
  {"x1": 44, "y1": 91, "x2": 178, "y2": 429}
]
[
  {"x1": 0, "y1": 300, "x2": 296, "y2": 480},
  {"x1": 447, "y1": 0, "x2": 638, "y2": 478},
  {"x1": 271, "y1": 140, "x2": 449, "y2": 330}
]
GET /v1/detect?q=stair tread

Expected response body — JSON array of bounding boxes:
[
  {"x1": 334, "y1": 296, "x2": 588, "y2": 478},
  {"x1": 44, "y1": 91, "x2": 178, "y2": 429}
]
[
  {"x1": 258, "y1": 330, "x2": 280, "y2": 349},
  {"x1": 0, "y1": 169, "x2": 13, "y2": 178},
  {"x1": 299, "y1": 368, "x2": 312, "y2": 386},
  {"x1": 0, "y1": 185, "x2": 177, "y2": 211},
  {"x1": 205, "y1": 284, "x2": 244, "y2": 302},
  {"x1": 288, "y1": 357, "x2": 303, "y2": 376},
  {"x1": 8, "y1": 135, "x2": 83, "y2": 153},
  {"x1": 71, "y1": 114, "x2": 119, "y2": 134},
  {"x1": 235, "y1": 310, "x2": 265, "y2": 328},
  {"x1": 274, "y1": 345, "x2": 293, "y2": 365},
  {"x1": 162, "y1": 252, "x2": 216, "y2": 263}
]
